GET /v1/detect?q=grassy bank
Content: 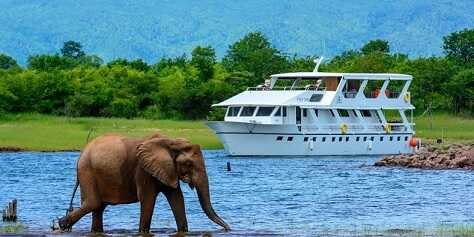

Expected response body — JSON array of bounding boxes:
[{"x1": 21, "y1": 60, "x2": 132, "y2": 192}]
[
  {"x1": 415, "y1": 114, "x2": 474, "y2": 143},
  {"x1": 0, "y1": 113, "x2": 221, "y2": 151},
  {"x1": 0, "y1": 113, "x2": 472, "y2": 151}
]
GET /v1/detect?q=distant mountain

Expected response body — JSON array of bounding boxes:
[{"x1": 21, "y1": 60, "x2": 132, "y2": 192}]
[{"x1": 1, "y1": 0, "x2": 473, "y2": 65}]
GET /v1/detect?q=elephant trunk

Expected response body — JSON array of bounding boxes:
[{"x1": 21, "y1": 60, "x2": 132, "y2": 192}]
[{"x1": 196, "y1": 175, "x2": 230, "y2": 231}]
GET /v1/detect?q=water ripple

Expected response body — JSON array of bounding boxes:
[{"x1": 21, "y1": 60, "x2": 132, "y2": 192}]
[{"x1": 0, "y1": 151, "x2": 473, "y2": 236}]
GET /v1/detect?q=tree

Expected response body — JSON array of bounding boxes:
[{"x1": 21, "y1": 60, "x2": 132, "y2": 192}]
[
  {"x1": 27, "y1": 54, "x2": 76, "y2": 71},
  {"x1": 361, "y1": 39, "x2": 390, "y2": 55},
  {"x1": 0, "y1": 54, "x2": 18, "y2": 70},
  {"x1": 399, "y1": 57, "x2": 455, "y2": 111},
  {"x1": 222, "y1": 32, "x2": 288, "y2": 84},
  {"x1": 77, "y1": 55, "x2": 103, "y2": 68},
  {"x1": 443, "y1": 28, "x2": 474, "y2": 67},
  {"x1": 0, "y1": 78, "x2": 16, "y2": 112},
  {"x1": 446, "y1": 69, "x2": 474, "y2": 114},
  {"x1": 107, "y1": 58, "x2": 129, "y2": 67},
  {"x1": 107, "y1": 58, "x2": 149, "y2": 71},
  {"x1": 152, "y1": 54, "x2": 188, "y2": 73},
  {"x1": 61, "y1": 40, "x2": 85, "y2": 59},
  {"x1": 29, "y1": 71, "x2": 75, "y2": 114},
  {"x1": 288, "y1": 55, "x2": 318, "y2": 72},
  {"x1": 325, "y1": 50, "x2": 361, "y2": 71},
  {"x1": 129, "y1": 59, "x2": 150, "y2": 71},
  {"x1": 191, "y1": 46, "x2": 216, "y2": 81}
]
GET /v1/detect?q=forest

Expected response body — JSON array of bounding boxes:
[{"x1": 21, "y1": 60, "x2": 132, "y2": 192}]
[{"x1": 0, "y1": 29, "x2": 473, "y2": 120}]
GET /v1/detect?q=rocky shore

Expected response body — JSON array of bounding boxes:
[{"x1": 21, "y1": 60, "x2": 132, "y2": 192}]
[{"x1": 375, "y1": 143, "x2": 474, "y2": 170}]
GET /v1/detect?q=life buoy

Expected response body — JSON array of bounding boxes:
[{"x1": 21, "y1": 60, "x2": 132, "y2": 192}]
[
  {"x1": 340, "y1": 123, "x2": 348, "y2": 134},
  {"x1": 409, "y1": 137, "x2": 418, "y2": 147},
  {"x1": 383, "y1": 124, "x2": 392, "y2": 133},
  {"x1": 404, "y1": 92, "x2": 411, "y2": 103}
]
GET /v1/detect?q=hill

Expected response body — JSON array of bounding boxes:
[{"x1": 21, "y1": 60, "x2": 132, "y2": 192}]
[{"x1": 1, "y1": 0, "x2": 474, "y2": 64}]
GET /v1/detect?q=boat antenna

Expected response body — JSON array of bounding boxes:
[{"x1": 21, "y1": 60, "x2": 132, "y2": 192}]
[{"x1": 313, "y1": 56, "x2": 324, "y2": 72}]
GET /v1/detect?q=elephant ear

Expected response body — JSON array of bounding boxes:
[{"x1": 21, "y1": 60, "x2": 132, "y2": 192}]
[{"x1": 136, "y1": 138, "x2": 189, "y2": 188}]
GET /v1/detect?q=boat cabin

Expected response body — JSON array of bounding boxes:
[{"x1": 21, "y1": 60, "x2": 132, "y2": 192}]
[{"x1": 213, "y1": 72, "x2": 414, "y2": 134}]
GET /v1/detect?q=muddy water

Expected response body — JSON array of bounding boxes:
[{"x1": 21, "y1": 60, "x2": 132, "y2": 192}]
[{"x1": 0, "y1": 151, "x2": 473, "y2": 236}]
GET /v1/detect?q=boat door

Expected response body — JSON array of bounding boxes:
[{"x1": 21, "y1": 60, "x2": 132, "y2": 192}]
[{"x1": 296, "y1": 106, "x2": 301, "y2": 125}]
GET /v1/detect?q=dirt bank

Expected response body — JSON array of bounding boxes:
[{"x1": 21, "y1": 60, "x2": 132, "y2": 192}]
[
  {"x1": 375, "y1": 143, "x2": 474, "y2": 170},
  {"x1": 0, "y1": 147, "x2": 24, "y2": 152}
]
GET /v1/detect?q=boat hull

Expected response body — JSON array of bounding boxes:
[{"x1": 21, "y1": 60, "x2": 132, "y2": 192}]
[{"x1": 207, "y1": 121, "x2": 415, "y2": 156}]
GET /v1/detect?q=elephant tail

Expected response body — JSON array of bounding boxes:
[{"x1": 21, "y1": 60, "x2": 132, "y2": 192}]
[{"x1": 66, "y1": 179, "x2": 79, "y2": 216}]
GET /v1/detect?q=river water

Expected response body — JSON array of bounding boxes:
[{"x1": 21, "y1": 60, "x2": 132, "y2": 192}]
[{"x1": 0, "y1": 150, "x2": 473, "y2": 236}]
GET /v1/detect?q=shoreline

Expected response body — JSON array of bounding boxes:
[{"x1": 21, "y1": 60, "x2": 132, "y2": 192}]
[
  {"x1": 375, "y1": 143, "x2": 474, "y2": 170},
  {"x1": 0, "y1": 146, "x2": 80, "y2": 153}
]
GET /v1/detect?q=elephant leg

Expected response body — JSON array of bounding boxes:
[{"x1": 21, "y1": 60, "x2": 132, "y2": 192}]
[
  {"x1": 164, "y1": 187, "x2": 188, "y2": 233},
  {"x1": 139, "y1": 194, "x2": 157, "y2": 233},
  {"x1": 59, "y1": 172, "x2": 102, "y2": 231},
  {"x1": 91, "y1": 204, "x2": 106, "y2": 233}
]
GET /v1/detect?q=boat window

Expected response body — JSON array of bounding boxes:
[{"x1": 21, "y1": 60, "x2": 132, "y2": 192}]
[
  {"x1": 397, "y1": 136, "x2": 401, "y2": 141},
  {"x1": 346, "y1": 137, "x2": 349, "y2": 142},
  {"x1": 356, "y1": 137, "x2": 360, "y2": 141},
  {"x1": 310, "y1": 94, "x2": 323, "y2": 102},
  {"x1": 380, "y1": 136, "x2": 384, "y2": 141},
  {"x1": 276, "y1": 136, "x2": 283, "y2": 141},
  {"x1": 314, "y1": 109, "x2": 319, "y2": 117},
  {"x1": 304, "y1": 137, "x2": 309, "y2": 142},
  {"x1": 256, "y1": 106, "x2": 275, "y2": 116},
  {"x1": 332, "y1": 137, "x2": 336, "y2": 142},
  {"x1": 240, "y1": 107, "x2": 256, "y2": 116},
  {"x1": 303, "y1": 109, "x2": 307, "y2": 117},
  {"x1": 338, "y1": 109, "x2": 350, "y2": 117},
  {"x1": 361, "y1": 110, "x2": 372, "y2": 117},
  {"x1": 274, "y1": 107, "x2": 281, "y2": 116},
  {"x1": 390, "y1": 136, "x2": 393, "y2": 141},
  {"x1": 339, "y1": 137, "x2": 343, "y2": 142},
  {"x1": 287, "y1": 137, "x2": 293, "y2": 141},
  {"x1": 370, "y1": 136, "x2": 374, "y2": 141},
  {"x1": 386, "y1": 80, "x2": 405, "y2": 99},
  {"x1": 363, "y1": 137, "x2": 367, "y2": 141},
  {"x1": 312, "y1": 137, "x2": 316, "y2": 141},
  {"x1": 405, "y1": 136, "x2": 409, "y2": 141},
  {"x1": 226, "y1": 106, "x2": 241, "y2": 117},
  {"x1": 322, "y1": 137, "x2": 326, "y2": 142},
  {"x1": 364, "y1": 80, "x2": 384, "y2": 98},
  {"x1": 382, "y1": 109, "x2": 403, "y2": 123},
  {"x1": 343, "y1": 79, "x2": 362, "y2": 98},
  {"x1": 283, "y1": 107, "x2": 287, "y2": 117}
]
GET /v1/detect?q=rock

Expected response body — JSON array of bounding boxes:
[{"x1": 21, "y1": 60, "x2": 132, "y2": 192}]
[{"x1": 375, "y1": 143, "x2": 474, "y2": 170}]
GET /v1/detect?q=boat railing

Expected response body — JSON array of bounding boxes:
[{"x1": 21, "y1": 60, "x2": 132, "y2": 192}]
[
  {"x1": 300, "y1": 122, "x2": 414, "y2": 133},
  {"x1": 246, "y1": 86, "x2": 326, "y2": 91},
  {"x1": 362, "y1": 90, "x2": 401, "y2": 99}
]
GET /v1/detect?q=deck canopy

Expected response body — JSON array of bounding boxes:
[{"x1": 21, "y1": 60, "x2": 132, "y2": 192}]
[
  {"x1": 212, "y1": 90, "x2": 335, "y2": 107},
  {"x1": 271, "y1": 72, "x2": 412, "y2": 80}
]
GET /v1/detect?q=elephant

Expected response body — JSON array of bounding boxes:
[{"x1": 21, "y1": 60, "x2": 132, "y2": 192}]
[{"x1": 57, "y1": 133, "x2": 230, "y2": 234}]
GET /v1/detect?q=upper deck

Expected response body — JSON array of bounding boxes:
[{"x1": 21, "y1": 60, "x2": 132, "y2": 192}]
[{"x1": 213, "y1": 72, "x2": 414, "y2": 110}]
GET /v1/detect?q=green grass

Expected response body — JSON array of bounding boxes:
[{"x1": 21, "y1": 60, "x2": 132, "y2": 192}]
[
  {"x1": 414, "y1": 114, "x2": 474, "y2": 143},
  {"x1": 0, "y1": 113, "x2": 221, "y2": 151},
  {"x1": 0, "y1": 113, "x2": 472, "y2": 151},
  {"x1": 436, "y1": 224, "x2": 474, "y2": 237},
  {"x1": 0, "y1": 223, "x2": 26, "y2": 234}
]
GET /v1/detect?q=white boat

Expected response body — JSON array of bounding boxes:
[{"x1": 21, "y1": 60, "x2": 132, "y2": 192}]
[{"x1": 207, "y1": 61, "x2": 417, "y2": 156}]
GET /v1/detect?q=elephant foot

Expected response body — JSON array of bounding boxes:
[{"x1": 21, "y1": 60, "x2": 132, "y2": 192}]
[{"x1": 57, "y1": 216, "x2": 73, "y2": 232}]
